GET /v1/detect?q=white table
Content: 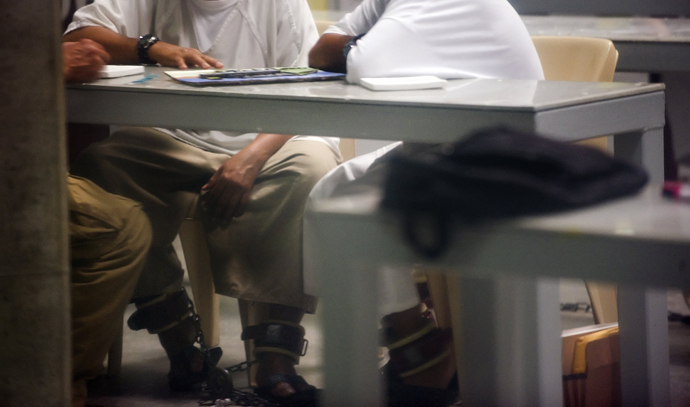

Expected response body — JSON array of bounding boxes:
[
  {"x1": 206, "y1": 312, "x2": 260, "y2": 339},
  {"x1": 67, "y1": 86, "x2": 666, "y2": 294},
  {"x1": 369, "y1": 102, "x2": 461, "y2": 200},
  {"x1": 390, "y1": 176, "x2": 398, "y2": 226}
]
[
  {"x1": 66, "y1": 68, "x2": 667, "y2": 406},
  {"x1": 520, "y1": 15, "x2": 690, "y2": 168},
  {"x1": 67, "y1": 67, "x2": 665, "y2": 177},
  {"x1": 306, "y1": 185, "x2": 690, "y2": 407},
  {"x1": 65, "y1": 67, "x2": 657, "y2": 144},
  {"x1": 521, "y1": 15, "x2": 690, "y2": 72}
]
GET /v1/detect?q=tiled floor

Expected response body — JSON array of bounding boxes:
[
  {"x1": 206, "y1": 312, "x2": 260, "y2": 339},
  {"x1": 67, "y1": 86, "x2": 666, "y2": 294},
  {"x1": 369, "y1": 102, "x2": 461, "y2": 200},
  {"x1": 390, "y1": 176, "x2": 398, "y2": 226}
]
[{"x1": 86, "y1": 282, "x2": 690, "y2": 407}]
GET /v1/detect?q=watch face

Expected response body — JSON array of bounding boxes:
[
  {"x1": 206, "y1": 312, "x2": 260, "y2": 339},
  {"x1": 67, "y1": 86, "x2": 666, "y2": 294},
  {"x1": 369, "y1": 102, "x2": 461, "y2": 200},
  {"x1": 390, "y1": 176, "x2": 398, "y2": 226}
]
[
  {"x1": 139, "y1": 35, "x2": 158, "y2": 49},
  {"x1": 138, "y1": 35, "x2": 159, "y2": 64}
]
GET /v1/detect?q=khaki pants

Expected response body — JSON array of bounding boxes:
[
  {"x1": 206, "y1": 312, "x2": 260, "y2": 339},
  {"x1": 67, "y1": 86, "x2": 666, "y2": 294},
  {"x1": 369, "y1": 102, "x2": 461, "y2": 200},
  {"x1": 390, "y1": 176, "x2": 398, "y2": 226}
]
[
  {"x1": 70, "y1": 128, "x2": 339, "y2": 313},
  {"x1": 68, "y1": 175, "x2": 152, "y2": 399}
]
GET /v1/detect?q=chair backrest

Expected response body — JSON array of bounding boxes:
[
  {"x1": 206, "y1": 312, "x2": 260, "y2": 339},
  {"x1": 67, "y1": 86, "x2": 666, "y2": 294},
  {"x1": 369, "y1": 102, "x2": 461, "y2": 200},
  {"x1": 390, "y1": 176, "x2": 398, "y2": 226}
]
[
  {"x1": 532, "y1": 36, "x2": 619, "y2": 152},
  {"x1": 531, "y1": 36, "x2": 619, "y2": 82}
]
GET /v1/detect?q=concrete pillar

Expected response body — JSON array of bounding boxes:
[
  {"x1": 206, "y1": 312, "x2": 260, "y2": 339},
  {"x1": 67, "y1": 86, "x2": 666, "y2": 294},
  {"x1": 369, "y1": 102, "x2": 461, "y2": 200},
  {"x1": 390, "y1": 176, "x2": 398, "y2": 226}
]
[{"x1": 0, "y1": 1, "x2": 71, "y2": 407}]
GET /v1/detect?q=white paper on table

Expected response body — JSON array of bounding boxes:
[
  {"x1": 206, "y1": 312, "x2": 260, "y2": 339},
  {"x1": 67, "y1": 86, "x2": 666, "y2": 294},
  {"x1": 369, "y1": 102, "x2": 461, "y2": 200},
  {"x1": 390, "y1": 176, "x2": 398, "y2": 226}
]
[
  {"x1": 359, "y1": 76, "x2": 447, "y2": 91},
  {"x1": 99, "y1": 65, "x2": 145, "y2": 78}
]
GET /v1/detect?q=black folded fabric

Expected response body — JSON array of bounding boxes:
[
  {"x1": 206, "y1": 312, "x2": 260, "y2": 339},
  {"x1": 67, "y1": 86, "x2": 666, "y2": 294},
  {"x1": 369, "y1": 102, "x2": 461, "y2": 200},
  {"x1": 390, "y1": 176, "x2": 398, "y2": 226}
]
[{"x1": 380, "y1": 126, "x2": 649, "y2": 258}]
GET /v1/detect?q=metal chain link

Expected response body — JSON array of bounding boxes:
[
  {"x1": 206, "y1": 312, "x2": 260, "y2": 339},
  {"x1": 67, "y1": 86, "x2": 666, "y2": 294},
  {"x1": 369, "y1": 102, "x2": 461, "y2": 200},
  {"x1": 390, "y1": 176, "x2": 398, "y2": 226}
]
[
  {"x1": 199, "y1": 388, "x2": 277, "y2": 407},
  {"x1": 187, "y1": 297, "x2": 209, "y2": 355},
  {"x1": 224, "y1": 360, "x2": 255, "y2": 374},
  {"x1": 187, "y1": 296, "x2": 277, "y2": 407},
  {"x1": 560, "y1": 302, "x2": 592, "y2": 312}
]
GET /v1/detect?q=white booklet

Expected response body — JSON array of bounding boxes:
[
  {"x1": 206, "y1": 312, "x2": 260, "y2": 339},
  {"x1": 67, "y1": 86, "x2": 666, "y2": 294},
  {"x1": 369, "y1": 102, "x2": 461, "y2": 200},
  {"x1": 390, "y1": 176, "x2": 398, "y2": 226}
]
[
  {"x1": 359, "y1": 76, "x2": 447, "y2": 91},
  {"x1": 99, "y1": 65, "x2": 145, "y2": 78}
]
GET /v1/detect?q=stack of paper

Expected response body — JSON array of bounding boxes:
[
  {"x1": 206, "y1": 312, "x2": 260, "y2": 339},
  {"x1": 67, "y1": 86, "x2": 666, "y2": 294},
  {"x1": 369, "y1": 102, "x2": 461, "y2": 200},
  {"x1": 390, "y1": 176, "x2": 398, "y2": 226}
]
[
  {"x1": 359, "y1": 76, "x2": 447, "y2": 91},
  {"x1": 99, "y1": 65, "x2": 145, "y2": 78}
]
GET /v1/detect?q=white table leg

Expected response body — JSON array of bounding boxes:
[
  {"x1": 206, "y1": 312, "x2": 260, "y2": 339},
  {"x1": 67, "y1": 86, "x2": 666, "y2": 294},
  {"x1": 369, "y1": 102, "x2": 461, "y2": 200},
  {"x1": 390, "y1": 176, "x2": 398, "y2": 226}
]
[
  {"x1": 613, "y1": 126, "x2": 664, "y2": 184},
  {"x1": 613, "y1": 126, "x2": 670, "y2": 406},
  {"x1": 618, "y1": 286, "x2": 671, "y2": 407},
  {"x1": 458, "y1": 276, "x2": 562, "y2": 407},
  {"x1": 310, "y1": 213, "x2": 383, "y2": 407}
]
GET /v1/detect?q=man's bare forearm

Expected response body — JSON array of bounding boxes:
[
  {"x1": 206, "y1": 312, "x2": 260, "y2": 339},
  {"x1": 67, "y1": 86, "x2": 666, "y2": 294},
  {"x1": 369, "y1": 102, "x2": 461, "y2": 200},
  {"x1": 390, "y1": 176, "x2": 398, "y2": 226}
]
[
  {"x1": 243, "y1": 133, "x2": 293, "y2": 164},
  {"x1": 64, "y1": 26, "x2": 140, "y2": 65},
  {"x1": 308, "y1": 33, "x2": 352, "y2": 73},
  {"x1": 200, "y1": 133, "x2": 293, "y2": 222},
  {"x1": 64, "y1": 26, "x2": 222, "y2": 70}
]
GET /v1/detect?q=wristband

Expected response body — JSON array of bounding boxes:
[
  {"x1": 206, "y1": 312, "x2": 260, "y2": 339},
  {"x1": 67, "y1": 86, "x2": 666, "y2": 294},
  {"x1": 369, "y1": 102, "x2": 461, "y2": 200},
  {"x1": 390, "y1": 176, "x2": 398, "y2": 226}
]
[
  {"x1": 137, "y1": 34, "x2": 160, "y2": 65},
  {"x1": 342, "y1": 33, "x2": 366, "y2": 58}
]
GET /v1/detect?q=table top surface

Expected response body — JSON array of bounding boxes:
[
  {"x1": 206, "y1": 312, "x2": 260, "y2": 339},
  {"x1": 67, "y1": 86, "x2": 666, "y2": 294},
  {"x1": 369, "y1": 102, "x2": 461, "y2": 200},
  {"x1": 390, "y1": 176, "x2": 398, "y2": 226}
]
[
  {"x1": 522, "y1": 15, "x2": 690, "y2": 43},
  {"x1": 308, "y1": 185, "x2": 690, "y2": 244},
  {"x1": 69, "y1": 67, "x2": 664, "y2": 112}
]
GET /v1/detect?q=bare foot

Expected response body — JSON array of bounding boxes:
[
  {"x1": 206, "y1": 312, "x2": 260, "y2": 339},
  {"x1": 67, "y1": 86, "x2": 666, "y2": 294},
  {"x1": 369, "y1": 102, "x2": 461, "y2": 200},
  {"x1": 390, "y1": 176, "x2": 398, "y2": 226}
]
[{"x1": 255, "y1": 352, "x2": 316, "y2": 398}]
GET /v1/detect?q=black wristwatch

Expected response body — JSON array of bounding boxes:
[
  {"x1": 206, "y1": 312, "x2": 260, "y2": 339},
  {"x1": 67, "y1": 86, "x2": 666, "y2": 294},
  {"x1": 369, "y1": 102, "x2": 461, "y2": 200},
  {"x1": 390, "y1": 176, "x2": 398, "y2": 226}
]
[
  {"x1": 137, "y1": 34, "x2": 160, "y2": 65},
  {"x1": 342, "y1": 33, "x2": 365, "y2": 58}
]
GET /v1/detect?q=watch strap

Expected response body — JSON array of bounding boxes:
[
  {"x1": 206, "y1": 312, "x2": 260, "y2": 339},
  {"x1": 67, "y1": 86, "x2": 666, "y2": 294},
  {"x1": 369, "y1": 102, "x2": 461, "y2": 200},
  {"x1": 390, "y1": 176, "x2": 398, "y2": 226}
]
[
  {"x1": 137, "y1": 34, "x2": 159, "y2": 65},
  {"x1": 342, "y1": 33, "x2": 366, "y2": 58}
]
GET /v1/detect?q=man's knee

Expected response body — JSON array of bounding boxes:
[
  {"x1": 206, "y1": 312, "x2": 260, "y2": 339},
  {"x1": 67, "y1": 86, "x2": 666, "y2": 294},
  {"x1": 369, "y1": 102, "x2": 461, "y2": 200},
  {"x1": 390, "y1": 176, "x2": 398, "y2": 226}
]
[
  {"x1": 284, "y1": 142, "x2": 340, "y2": 189},
  {"x1": 70, "y1": 127, "x2": 149, "y2": 177},
  {"x1": 69, "y1": 175, "x2": 152, "y2": 264},
  {"x1": 70, "y1": 136, "x2": 116, "y2": 179}
]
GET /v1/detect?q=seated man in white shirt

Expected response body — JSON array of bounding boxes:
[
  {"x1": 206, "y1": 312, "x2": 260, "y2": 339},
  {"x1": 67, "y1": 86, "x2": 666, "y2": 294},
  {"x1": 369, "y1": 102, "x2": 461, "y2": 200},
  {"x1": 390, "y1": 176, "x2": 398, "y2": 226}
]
[
  {"x1": 64, "y1": 0, "x2": 339, "y2": 404},
  {"x1": 308, "y1": 0, "x2": 543, "y2": 405}
]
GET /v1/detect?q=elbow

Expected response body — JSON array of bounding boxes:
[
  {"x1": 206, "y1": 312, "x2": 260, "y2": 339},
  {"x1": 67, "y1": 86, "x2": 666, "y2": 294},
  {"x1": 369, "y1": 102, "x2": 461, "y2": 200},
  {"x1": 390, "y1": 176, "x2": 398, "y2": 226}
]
[
  {"x1": 308, "y1": 47, "x2": 326, "y2": 70},
  {"x1": 308, "y1": 35, "x2": 349, "y2": 73},
  {"x1": 63, "y1": 26, "x2": 93, "y2": 42},
  {"x1": 308, "y1": 45, "x2": 344, "y2": 73},
  {"x1": 63, "y1": 29, "x2": 82, "y2": 42}
]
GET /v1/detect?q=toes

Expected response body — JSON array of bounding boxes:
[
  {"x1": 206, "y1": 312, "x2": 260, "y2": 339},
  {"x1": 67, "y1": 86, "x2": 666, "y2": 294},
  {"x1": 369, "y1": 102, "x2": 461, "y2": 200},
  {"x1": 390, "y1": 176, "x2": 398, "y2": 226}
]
[{"x1": 272, "y1": 381, "x2": 297, "y2": 398}]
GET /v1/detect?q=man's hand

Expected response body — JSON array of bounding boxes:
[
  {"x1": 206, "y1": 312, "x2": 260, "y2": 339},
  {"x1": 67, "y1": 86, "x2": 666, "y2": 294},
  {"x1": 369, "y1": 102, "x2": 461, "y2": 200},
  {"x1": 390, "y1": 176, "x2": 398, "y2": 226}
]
[
  {"x1": 63, "y1": 39, "x2": 111, "y2": 83},
  {"x1": 148, "y1": 42, "x2": 223, "y2": 70},
  {"x1": 201, "y1": 150, "x2": 262, "y2": 227},
  {"x1": 200, "y1": 134, "x2": 292, "y2": 227}
]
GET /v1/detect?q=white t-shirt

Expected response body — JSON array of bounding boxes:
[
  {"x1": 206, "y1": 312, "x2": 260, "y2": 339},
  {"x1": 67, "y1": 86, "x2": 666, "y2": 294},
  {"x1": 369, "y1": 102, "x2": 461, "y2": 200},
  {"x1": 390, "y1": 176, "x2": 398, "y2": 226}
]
[
  {"x1": 185, "y1": 0, "x2": 239, "y2": 52},
  {"x1": 304, "y1": 0, "x2": 545, "y2": 302},
  {"x1": 66, "y1": 0, "x2": 340, "y2": 157},
  {"x1": 324, "y1": 0, "x2": 545, "y2": 84}
]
